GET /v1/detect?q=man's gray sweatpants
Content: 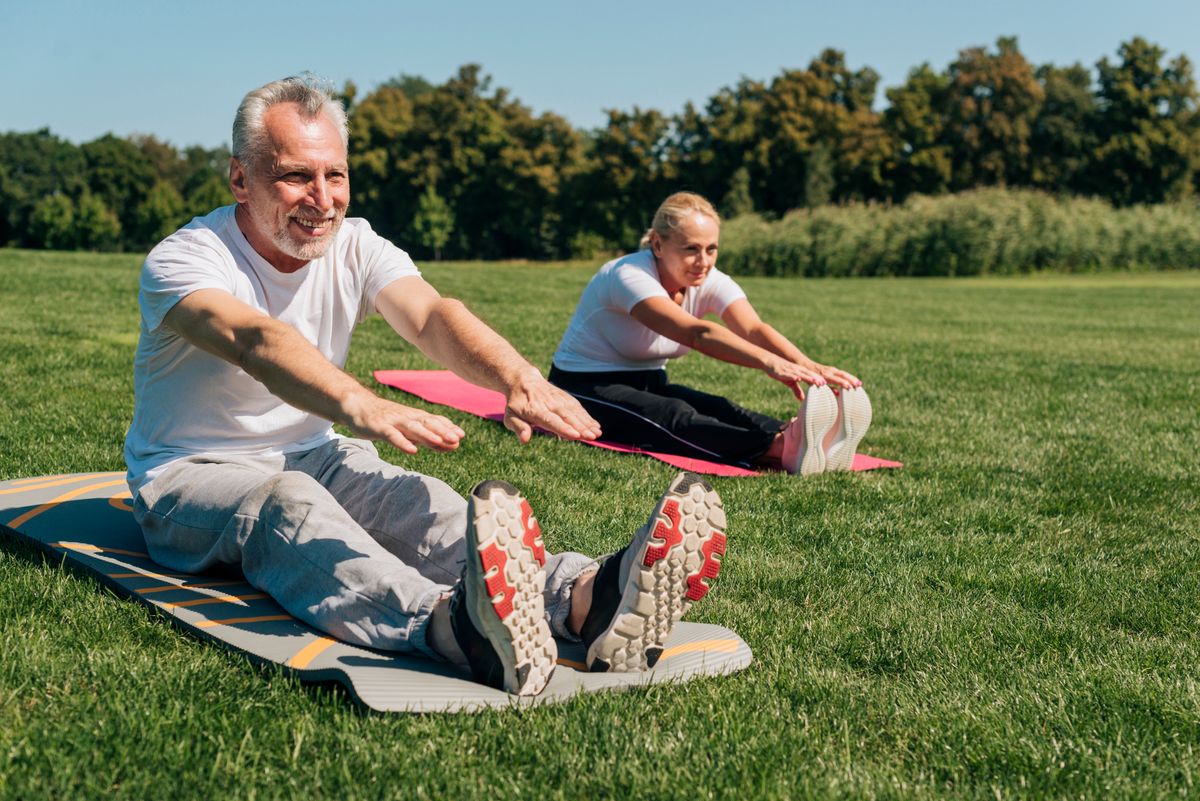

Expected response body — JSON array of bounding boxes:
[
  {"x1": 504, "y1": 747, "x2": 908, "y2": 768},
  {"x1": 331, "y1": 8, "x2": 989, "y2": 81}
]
[{"x1": 132, "y1": 438, "x2": 594, "y2": 659}]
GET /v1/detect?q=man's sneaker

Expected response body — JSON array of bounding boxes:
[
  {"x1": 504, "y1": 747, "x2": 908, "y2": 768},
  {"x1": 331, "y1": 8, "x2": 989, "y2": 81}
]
[
  {"x1": 579, "y1": 472, "x2": 727, "y2": 673},
  {"x1": 823, "y1": 387, "x2": 873, "y2": 472},
  {"x1": 448, "y1": 479, "x2": 556, "y2": 696},
  {"x1": 781, "y1": 384, "x2": 838, "y2": 475}
]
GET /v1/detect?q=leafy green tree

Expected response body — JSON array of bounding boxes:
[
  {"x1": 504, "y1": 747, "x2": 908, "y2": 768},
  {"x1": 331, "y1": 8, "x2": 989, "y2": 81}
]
[
  {"x1": 179, "y1": 144, "x2": 232, "y2": 198},
  {"x1": 132, "y1": 134, "x2": 186, "y2": 187},
  {"x1": 482, "y1": 94, "x2": 585, "y2": 258},
  {"x1": 411, "y1": 185, "x2": 454, "y2": 260},
  {"x1": 184, "y1": 174, "x2": 233, "y2": 218},
  {"x1": 0, "y1": 129, "x2": 86, "y2": 246},
  {"x1": 884, "y1": 64, "x2": 953, "y2": 198},
  {"x1": 942, "y1": 37, "x2": 1045, "y2": 189},
  {"x1": 81, "y1": 134, "x2": 156, "y2": 248},
  {"x1": 803, "y1": 144, "x2": 836, "y2": 207},
  {"x1": 350, "y1": 65, "x2": 585, "y2": 259},
  {"x1": 133, "y1": 180, "x2": 186, "y2": 247},
  {"x1": 747, "y1": 50, "x2": 891, "y2": 213},
  {"x1": 671, "y1": 82, "x2": 767, "y2": 211},
  {"x1": 28, "y1": 193, "x2": 77, "y2": 250},
  {"x1": 74, "y1": 190, "x2": 121, "y2": 251},
  {"x1": 720, "y1": 165, "x2": 755, "y2": 218},
  {"x1": 568, "y1": 106, "x2": 675, "y2": 250},
  {"x1": 0, "y1": 162, "x2": 14, "y2": 238},
  {"x1": 335, "y1": 79, "x2": 359, "y2": 114},
  {"x1": 347, "y1": 84, "x2": 416, "y2": 235},
  {"x1": 1091, "y1": 37, "x2": 1198, "y2": 204},
  {"x1": 1029, "y1": 63, "x2": 1097, "y2": 192}
]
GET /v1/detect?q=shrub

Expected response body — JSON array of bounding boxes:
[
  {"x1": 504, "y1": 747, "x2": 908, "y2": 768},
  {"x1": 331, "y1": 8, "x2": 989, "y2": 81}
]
[{"x1": 718, "y1": 189, "x2": 1200, "y2": 277}]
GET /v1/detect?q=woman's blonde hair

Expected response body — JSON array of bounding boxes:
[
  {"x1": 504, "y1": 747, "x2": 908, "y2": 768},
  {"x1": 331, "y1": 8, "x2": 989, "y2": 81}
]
[{"x1": 639, "y1": 192, "x2": 720, "y2": 250}]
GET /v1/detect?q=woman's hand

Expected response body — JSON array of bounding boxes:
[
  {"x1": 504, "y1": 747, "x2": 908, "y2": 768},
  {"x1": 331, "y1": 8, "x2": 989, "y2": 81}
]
[
  {"x1": 812, "y1": 363, "x2": 862, "y2": 391},
  {"x1": 764, "y1": 356, "x2": 827, "y2": 400}
]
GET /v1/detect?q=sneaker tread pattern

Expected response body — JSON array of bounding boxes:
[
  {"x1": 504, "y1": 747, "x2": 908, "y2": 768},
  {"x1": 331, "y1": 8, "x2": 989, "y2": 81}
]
[
  {"x1": 587, "y1": 472, "x2": 726, "y2": 673},
  {"x1": 469, "y1": 481, "x2": 556, "y2": 695}
]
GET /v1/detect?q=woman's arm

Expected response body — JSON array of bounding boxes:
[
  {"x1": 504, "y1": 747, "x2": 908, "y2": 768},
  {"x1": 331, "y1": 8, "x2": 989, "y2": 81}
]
[
  {"x1": 630, "y1": 296, "x2": 824, "y2": 398},
  {"x1": 721, "y1": 298, "x2": 861, "y2": 389}
]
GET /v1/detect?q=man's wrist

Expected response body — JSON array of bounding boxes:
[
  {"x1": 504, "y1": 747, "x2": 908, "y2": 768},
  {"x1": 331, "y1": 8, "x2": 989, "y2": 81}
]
[
  {"x1": 501, "y1": 362, "x2": 544, "y2": 395},
  {"x1": 336, "y1": 383, "x2": 376, "y2": 427}
]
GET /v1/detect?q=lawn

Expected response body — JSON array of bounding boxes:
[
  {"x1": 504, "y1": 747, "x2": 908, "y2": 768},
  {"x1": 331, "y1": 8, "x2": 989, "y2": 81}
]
[{"x1": 1, "y1": 249, "x2": 1197, "y2": 800}]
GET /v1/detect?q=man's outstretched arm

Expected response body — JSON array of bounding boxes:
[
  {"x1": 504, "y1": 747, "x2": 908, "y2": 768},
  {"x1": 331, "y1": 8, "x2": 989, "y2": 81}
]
[
  {"x1": 162, "y1": 288, "x2": 466, "y2": 454},
  {"x1": 375, "y1": 277, "x2": 601, "y2": 443}
]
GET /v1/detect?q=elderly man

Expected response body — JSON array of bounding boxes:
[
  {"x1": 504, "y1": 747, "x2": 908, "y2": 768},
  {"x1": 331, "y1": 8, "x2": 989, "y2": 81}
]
[{"x1": 123, "y1": 74, "x2": 727, "y2": 696}]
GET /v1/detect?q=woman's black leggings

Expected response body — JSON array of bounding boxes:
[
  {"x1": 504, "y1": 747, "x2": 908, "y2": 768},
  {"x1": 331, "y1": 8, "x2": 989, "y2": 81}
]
[{"x1": 549, "y1": 365, "x2": 784, "y2": 466}]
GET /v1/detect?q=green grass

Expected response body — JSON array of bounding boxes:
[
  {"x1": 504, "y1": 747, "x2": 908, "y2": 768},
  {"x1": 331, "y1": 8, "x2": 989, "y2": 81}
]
[{"x1": 1, "y1": 249, "x2": 1198, "y2": 800}]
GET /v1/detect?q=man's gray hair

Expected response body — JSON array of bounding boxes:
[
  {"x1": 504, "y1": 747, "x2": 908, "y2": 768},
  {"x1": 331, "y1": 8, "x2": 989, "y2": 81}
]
[{"x1": 232, "y1": 73, "x2": 349, "y2": 168}]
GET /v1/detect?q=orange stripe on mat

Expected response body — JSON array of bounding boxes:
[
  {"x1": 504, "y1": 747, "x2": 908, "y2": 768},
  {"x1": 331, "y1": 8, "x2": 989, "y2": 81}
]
[
  {"x1": 0, "y1": 473, "x2": 119, "y2": 494},
  {"x1": 659, "y1": 639, "x2": 740, "y2": 661},
  {"x1": 286, "y1": 637, "x2": 338, "y2": 669},
  {"x1": 108, "y1": 493, "x2": 133, "y2": 512},
  {"x1": 196, "y1": 615, "x2": 293, "y2": 629},
  {"x1": 7, "y1": 479, "x2": 129, "y2": 528},
  {"x1": 108, "y1": 570, "x2": 190, "y2": 580},
  {"x1": 52, "y1": 541, "x2": 148, "y2": 558},
  {"x1": 158, "y1": 593, "x2": 268, "y2": 611},
  {"x1": 137, "y1": 580, "x2": 248, "y2": 595}
]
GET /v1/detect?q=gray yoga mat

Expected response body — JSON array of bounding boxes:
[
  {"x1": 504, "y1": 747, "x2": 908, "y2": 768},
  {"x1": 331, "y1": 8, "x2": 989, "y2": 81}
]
[{"x1": 1, "y1": 472, "x2": 752, "y2": 712}]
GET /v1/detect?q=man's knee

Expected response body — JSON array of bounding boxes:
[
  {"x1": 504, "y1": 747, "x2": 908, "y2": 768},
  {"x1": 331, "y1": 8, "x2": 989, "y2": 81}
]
[
  {"x1": 401, "y1": 475, "x2": 468, "y2": 545},
  {"x1": 242, "y1": 471, "x2": 338, "y2": 530},
  {"x1": 257, "y1": 470, "x2": 325, "y2": 504}
]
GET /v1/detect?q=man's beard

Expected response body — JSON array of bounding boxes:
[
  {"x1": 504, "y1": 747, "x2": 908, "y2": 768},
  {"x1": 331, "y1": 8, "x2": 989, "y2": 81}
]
[{"x1": 255, "y1": 204, "x2": 347, "y2": 262}]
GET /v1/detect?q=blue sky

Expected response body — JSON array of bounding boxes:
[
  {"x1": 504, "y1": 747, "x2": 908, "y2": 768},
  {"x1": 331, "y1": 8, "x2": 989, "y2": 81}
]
[{"x1": 4, "y1": 0, "x2": 1197, "y2": 150}]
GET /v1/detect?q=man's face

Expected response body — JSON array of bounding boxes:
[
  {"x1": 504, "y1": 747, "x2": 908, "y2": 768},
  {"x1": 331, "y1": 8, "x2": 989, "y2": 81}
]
[{"x1": 230, "y1": 102, "x2": 349, "y2": 272}]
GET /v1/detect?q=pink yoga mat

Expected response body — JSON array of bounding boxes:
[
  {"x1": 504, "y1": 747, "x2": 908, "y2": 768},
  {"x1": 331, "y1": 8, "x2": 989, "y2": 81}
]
[{"x1": 374, "y1": 370, "x2": 902, "y2": 477}]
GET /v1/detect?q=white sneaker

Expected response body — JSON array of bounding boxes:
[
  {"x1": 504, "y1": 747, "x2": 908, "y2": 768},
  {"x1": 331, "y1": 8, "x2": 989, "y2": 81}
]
[
  {"x1": 581, "y1": 472, "x2": 727, "y2": 673},
  {"x1": 450, "y1": 479, "x2": 557, "y2": 695},
  {"x1": 823, "y1": 387, "x2": 873, "y2": 472},
  {"x1": 781, "y1": 384, "x2": 838, "y2": 475}
]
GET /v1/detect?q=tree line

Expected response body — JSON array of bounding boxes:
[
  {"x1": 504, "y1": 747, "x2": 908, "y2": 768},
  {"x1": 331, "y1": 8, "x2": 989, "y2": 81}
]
[{"x1": 1, "y1": 36, "x2": 1196, "y2": 260}]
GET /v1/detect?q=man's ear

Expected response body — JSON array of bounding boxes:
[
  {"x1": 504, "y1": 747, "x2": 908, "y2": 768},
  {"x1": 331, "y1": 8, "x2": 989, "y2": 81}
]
[
  {"x1": 229, "y1": 158, "x2": 250, "y2": 203},
  {"x1": 650, "y1": 231, "x2": 662, "y2": 257}
]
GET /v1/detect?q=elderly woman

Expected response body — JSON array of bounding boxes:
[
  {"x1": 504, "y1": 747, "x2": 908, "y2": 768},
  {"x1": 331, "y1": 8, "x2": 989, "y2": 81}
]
[{"x1": 549, "y1": 192, "x2": 871, "y2": 475}]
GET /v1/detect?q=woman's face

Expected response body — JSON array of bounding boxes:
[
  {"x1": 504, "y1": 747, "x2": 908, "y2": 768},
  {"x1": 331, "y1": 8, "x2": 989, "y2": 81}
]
[{"x1": 652, "y1": 211, "x2": 720, "y2": 294}]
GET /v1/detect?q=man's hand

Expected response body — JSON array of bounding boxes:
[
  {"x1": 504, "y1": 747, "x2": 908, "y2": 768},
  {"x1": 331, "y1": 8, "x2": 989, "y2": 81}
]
[
  {"x1": 503, "y1": 367, "x2": 602, "y2": 444},
  {"x1": 377, "y1": 280, "x2": 601, "y2": 445},
  {"x1": 342, "y1": 392, "x2": 466, "y2": 454}
]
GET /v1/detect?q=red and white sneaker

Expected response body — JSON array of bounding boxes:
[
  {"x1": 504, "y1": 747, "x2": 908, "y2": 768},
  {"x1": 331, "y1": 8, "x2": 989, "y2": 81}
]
[
  {"x1": 449, "y1": 479, "x2": 556, "y2": 695},
  {"x1": 580, "y1": 472, "x2": 727, "y2": 673},
  {"x1": 823, "y1": 386, "x2": 873, "y2": 472},
  {"x1": 781, "y1": 384, "x2": 838, "y2": 475}
]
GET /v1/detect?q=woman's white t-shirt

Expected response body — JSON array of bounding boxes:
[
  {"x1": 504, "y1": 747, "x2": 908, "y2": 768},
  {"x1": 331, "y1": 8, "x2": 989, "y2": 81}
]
[
  {"x1": 124, "y1": 205, "x2": 420, "y2": 493},
  {"x1": 552, "y1": 249, "x2": 746, "y2": 372}
]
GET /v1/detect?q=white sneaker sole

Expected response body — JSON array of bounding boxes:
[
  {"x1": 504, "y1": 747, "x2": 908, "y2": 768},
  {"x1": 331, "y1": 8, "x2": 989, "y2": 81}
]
[
  {"x1": 797, "y1": 385, "x2": 838, "y2": 475},
  {"x1": 466, "y1": 482, "x2": 557, "y2": 696},
  {"x1": 825, "y1": 388, "x2": 873, "y2": 472},
  {"x1": 586, "y1": 472, "x2": 727, "y2": 673}
]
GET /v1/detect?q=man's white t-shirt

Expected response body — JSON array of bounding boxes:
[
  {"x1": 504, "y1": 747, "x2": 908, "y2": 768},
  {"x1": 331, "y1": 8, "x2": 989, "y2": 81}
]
[
  {"x1": 124, "y1": 205, "x2": 420, "y2": 494},
  {"x1": 552, "y1": 249, "x2": 746, "y2": 372}
]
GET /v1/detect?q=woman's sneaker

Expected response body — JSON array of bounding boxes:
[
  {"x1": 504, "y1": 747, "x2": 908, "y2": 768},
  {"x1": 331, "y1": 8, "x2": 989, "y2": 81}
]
[
  {"x1": 580, "y1": 472, "x2": 727, "y2": 673},
  {"x1": 823, "y1": 387, "x2": 873, "y2": 472},
  {"x1": 781, "y1": 384, "x2": 838, "y2": 475},
  {"x1": 449, "y1": 479, "x2": 556, "y2": 696}
]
